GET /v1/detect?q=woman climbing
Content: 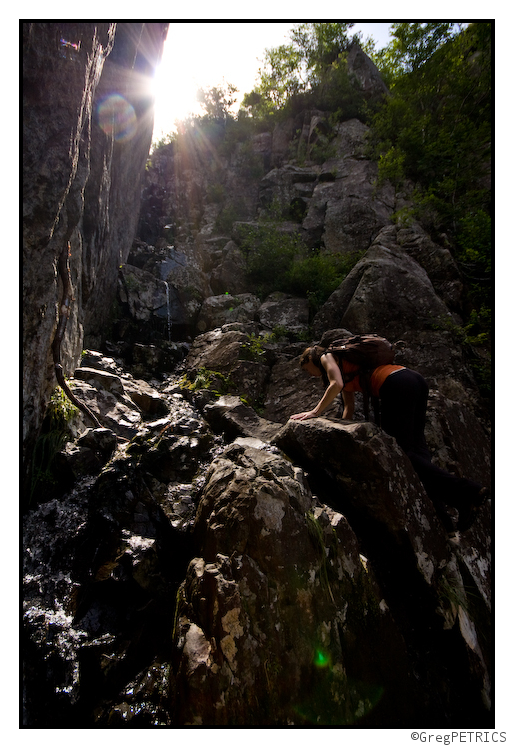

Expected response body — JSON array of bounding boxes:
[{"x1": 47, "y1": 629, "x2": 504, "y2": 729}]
[{"x1": 290, "y1": 344, "x2": 489, "y2": 533}]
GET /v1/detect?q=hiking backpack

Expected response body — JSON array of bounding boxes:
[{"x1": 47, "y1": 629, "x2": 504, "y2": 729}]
[{"x1": 325, "y1": 333, "x2": 401, "y2": 421}]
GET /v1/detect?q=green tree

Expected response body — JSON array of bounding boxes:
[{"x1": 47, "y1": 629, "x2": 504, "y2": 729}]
[
  {"x1": 370, "y1": 23, "x2": 491, "y2": 224},
  {"x1": 241, "y1": 23, "x2": 363, "y2": 117},
  {"x1": 241, "y1": 43, "x2": 304, "y2": 115},
  {"x1": 369, "y1": 22, "x2": 491, "y2": 354},
  {"x1": 197, "y1": 81, "x2": 238, "y2": 120},
  {"x1": 290, "y1": 22, "x2": 357, "y2": 87},
  {"x1": 371, "y1": 22, "x2": 459, "y2": 85},
  {"x1": 240, "y1": 222, "x2": 306, "y2": 298}
]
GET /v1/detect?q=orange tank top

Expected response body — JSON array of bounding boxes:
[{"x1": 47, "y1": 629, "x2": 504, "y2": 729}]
[
  {"x1": 341, "y1": 361, "x2": 405, "y2": 397},
  {"x1": 370, "y1": 364, "x2": 405, "y2": 396}
]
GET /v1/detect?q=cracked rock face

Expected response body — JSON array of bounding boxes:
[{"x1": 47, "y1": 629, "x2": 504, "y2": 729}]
[
  {"x1": 173, "y1": 435, "x2": 490, "y2": 726},
  {"x1": 23, "y1": 352, "x2": 491, "y2": 726},
  {"x1": 22, "y1": 22, "x2": 167, "y2": 475},
  {"x1": 174, "y1": 442, "x2": 404, "y2": 726}
]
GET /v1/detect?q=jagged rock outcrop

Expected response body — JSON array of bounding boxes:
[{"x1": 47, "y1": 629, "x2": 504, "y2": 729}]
[
  {"x1": 173, "y1": 425, "x2": 490, "y2": 725},
  {"x1": 22, "y1": 22, "x2": 168, "y2": 480},
  {"x1": 209, "y1": 240, "x2": 248, "y2": 295},
  {"x1": 196, "y1": 293, "x2": 261, "y2": 333},
  {"x1": 347, "y1": 41, "x2": 390, "y2": 100},
  {"x1": 174, "y1": 441, "x2": 414, "y2": 726},
  {"x1": 312, "y1": 225, "x2": 463, "y2": 340},
  {"x1": 317, "y1": 124, "x2": 396, "y2": 256},
  {"x1": 131, "y1": 110, "x2": 400, "y2": 340},
  {"x1": 23, "y1": 356, "x2": 492, "y2": 726}
]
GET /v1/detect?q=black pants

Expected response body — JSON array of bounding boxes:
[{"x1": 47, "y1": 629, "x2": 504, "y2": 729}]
[{"x1": 379, "y1": 369, "x2": 482, "y2": 528}]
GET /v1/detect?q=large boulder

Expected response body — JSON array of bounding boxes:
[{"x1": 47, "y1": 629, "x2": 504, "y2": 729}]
[
  {"x1": 298, "y1": 119, "x2": 396, "y2": 254},
  {"x1": 347, "y1": 42, "x2": 390, "y2": 100},
  {"x1": 203, "y1": 395, "x2": 282, "y2": 443},
  {"x1": 270, "y1": 110, "x2": 322, "y2": 167},
  {"x1": 424, "y1": 390, "x2": 491, "y2": 484},
  {"x1": 332, "y1": 118, "x2": 371, "y2": 160},
  {"x1": 312, "y1": 225, "x2": 458, "y2": 340},
  {"x1": 119, "y1": 265, "x2": 169, "y2": 324},
  {"x1": 258, "y1": 163, "x2": 320, "y2": 216},
  {"x1": 196, "y1": 294, "x2": 261, "y2": 333},
  {"x1": 174, "y1": 442, "x2": 415, "y2": 725},
  {"x1": 184, "y1": 326, "x2": 252, "y2": 374},
  {"x1": 67, "y1": 364, "x2": 171, "y2": 440},
  {"x1": 174, "y1": 429, "x2": 491, "y2": 725},
  {"x1": 209, "y1": 241, "x2": 248, "y2": 295},
  {"x1": 118, "y1": 245, "x2": 211, "y2": 340},
  {"x1": 274, "y1": 418, "x2": 451, "y2": 561},
  {"x1": 68, "y1": 380, "x2": 142, "y2": 440},
  {"x1": 182, "y1": 325, "x2": 276, "y2": 410},
  {"x1": 397, "y1": 224, "x2": 464, "y2": 311},
  {"x1": 273, "y1": 419, "x2": 491, "y2": 713},
  {"x1": 257, "y1": 293, "x2": 310, "y2": 335},
  {"x1": 321, "y1": 159, "x2": 395, "y2": 255}
]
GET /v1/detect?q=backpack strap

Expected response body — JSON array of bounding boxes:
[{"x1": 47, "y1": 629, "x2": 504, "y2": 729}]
[
  {"x1": 358, "y1": 368, "x2": 372, "y2": 421},
  {"x1": 324, "y1": 349, "x2": 373, "y2": 420}
]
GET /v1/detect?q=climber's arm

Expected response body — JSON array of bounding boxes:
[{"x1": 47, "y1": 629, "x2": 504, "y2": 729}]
[{"x1": 342, "y1": 390, "x2": 354, "y2": 420}]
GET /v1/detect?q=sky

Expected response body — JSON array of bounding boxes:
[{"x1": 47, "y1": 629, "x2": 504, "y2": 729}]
[{"x1": 151, "y1": 22, "x2": 393, "y2": 140}]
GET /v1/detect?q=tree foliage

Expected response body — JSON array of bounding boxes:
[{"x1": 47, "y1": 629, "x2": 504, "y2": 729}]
[
  {"x1": 370, "y1": 23, "x2": 491, "y2": 210},
  {"x1": 369, "y1": 22, "x2": 492, "y2": 335},
  {"x1": 241, "y1": 23, "x2": 367, "y2": 118},
  {"x1": 239, "y1": 209, "x2": 362, "y2": 310},
  {"x1": 289, "y1": 22, "x2": 357, "y2": 86},
  {"x1": 196, "y1": 81, "x2": 238, "y2": 120},
  {"x1": 371, "y1": 22, "x2": 460, "y2": 85}
]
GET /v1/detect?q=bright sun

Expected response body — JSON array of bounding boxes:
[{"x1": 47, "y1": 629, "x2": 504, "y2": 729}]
[
  {"x1": 151, "y1": 62, "x2": 205, "y2": 138},
  {"x1": 152, "y1": 22, "x2": 384, "y2": 140},
  {"x1": 147, "y1": 22, "x2": 292, "y2": 141},
  {"x1": 149, "y1": 22, "x2": 394, "y2": 142}
]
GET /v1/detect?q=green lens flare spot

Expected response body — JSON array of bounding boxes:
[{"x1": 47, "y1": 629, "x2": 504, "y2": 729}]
[{"x1": 314, "y1": 649, "x2": 330, "y2": 668}]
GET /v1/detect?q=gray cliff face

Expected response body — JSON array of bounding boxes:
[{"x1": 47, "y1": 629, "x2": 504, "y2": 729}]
[
  {"x1": 131, "y1": 112, "x2": 467, "y2": 348},
  {"x1": 131, "y1": 114, "x2": 400, "y2": 338},
  {"x1": 23, "y1": 35, "x2": 492, "y2": 727},
  {"x1": 22, "y1": 22, "x2": 168, "y2": 474}
]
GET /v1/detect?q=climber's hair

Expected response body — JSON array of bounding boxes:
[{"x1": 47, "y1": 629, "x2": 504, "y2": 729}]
[{"x1": 300, "y1": 345, "x2": 326, "y2": 371}]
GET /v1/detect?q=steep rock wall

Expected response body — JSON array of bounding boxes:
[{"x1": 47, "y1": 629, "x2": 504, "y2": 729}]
[{"x1": 22, "y1": 22, "x2": 168, "y2": 474}]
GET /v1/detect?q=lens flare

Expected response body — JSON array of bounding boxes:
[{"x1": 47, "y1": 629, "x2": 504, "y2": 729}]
[
  {"x1": 314, "y1": 649, "x2": 331, "y2": 668},
  {"x1": 97, "y1": 94, "x2": 137, "y2": 142}
]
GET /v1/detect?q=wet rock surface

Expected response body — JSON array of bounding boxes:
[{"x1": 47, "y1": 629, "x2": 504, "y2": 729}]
[{"x1": 23, "y1": 343, "x2": 491, "y2": 726}]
